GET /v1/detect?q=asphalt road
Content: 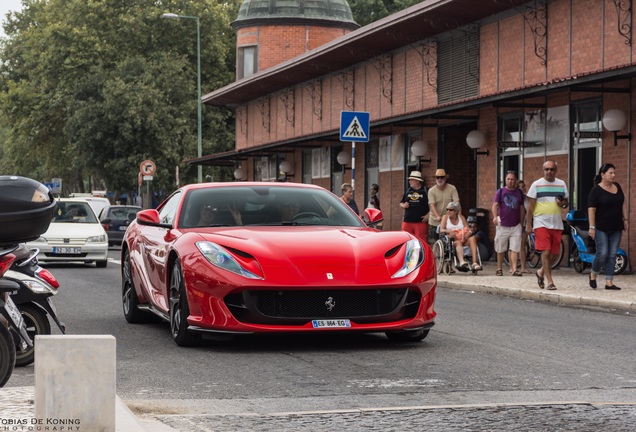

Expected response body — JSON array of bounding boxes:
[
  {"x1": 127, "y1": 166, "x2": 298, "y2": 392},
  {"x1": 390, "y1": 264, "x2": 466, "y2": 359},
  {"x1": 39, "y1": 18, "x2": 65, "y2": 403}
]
[{"x1": 4, "y1": 248, "x2": 636, "y2": 430}]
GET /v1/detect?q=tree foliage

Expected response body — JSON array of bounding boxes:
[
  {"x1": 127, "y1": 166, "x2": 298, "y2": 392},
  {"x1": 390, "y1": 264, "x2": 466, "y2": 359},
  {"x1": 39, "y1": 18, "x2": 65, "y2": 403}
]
[
  {"x1": 0, "y1": 0, "x2": 240, "y2": 197},
  {"x1": 349, "y1": 0, "x2": 423, "y2": 27},
  {"x1": 0, "y1": 0, "x2": 419, "y2": 198}
]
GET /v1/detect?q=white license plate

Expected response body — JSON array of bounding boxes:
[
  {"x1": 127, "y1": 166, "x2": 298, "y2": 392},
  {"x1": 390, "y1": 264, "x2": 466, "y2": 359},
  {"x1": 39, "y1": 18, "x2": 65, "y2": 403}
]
[
  {"x1": 118, "y1": 226, "x2": 127, "y2": 231},
  {"x1": 311, "y1": 319, "x2": 351, "y2": 329},
  {"x1": 4, "y1": 296, "x2": 24, "y2": 328},
  {"x1": 53, "y1": 247, "x2": 81, "y2": 254}
]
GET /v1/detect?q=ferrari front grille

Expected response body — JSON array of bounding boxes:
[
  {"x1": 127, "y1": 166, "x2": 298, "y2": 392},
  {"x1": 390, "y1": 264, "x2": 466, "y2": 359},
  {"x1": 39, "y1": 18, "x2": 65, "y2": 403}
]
[{"x1": 225, "y1": 288, "x2": 420, "y2": 325}]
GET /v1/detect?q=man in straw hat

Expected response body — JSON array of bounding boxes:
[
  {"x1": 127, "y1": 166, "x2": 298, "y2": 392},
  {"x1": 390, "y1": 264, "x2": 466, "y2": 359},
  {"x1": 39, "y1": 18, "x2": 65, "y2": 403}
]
[
  {"x1": 399, "y1": 170, "x2": 429, "y2": 244},
  {"x1": 428, "y1": 168, "x2": 460, "y2": 243}
]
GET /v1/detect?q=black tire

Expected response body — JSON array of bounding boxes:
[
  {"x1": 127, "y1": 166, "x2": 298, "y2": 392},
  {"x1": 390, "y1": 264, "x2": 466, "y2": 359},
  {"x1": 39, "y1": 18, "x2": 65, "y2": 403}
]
[
  {"x1": 572, "y1": 249, "x2": 585, "y2": 273},
  {"x1": 614, "y1": 253, "x2": 628, "y2": 275},
  {"x1": 96, "y1": 259, "x2": 108, "y2": 268},
  {"x1": 170, "y1": 261, "x2": 201, "y2": 347},
  {"x1": 386, "y1": 329, "x2": 430, "y2": 342},
  {"x1": 0, "y1": 322, "x2": 16, "y2": 387},
  {"x1": 122, "y1": 249, "x2": 155, "y2": 324},
  {"x1": 14, "y1": 304, "x2": 51, "y2": 367},
  {"x1": 432, "y1": 240, "x2": 444, "y2": 275},
  {"x1": 527, "y1": 236, "x2": 541, "y2": 268}
]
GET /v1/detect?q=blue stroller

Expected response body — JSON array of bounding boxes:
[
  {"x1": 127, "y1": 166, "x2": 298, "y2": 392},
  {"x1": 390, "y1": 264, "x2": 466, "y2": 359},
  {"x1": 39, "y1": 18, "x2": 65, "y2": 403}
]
[{"x1": 566, "y1": 210, "x2": 628, "y2": 275}]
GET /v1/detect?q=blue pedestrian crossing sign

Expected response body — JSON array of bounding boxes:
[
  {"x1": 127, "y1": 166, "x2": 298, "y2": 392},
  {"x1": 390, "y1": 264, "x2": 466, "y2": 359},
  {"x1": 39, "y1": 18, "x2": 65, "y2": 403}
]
[{"x1": 340, "y1": 111, "x2": 370, "y2": 142}]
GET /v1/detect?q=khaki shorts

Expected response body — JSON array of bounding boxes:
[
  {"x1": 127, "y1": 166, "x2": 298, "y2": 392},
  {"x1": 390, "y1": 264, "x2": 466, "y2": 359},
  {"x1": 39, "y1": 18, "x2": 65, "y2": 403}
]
[{"x1": 494, "y1": 224, "x2": 522, "y2": 253}]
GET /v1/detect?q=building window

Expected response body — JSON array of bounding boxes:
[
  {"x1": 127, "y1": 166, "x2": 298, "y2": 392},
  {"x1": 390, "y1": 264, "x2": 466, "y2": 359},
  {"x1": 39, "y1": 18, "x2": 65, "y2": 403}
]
[
  {"x1": 238, "y1": 46, "x2": 257, "y2": 79},
  {"x1": 437, "y1": 25, "x2": 479, "y2": 104}
]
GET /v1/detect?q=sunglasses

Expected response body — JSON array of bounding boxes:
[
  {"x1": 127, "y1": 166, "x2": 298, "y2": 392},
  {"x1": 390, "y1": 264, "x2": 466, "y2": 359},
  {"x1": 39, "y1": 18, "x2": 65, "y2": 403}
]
[
  {"x1": 436, "y1": 176, "x2": 446, "y2": 179},
  {"x1": 203, "y1": 205, "x2": 217, "y2": 211},
  {"x1": 446, "y1": 208, "x2": 455, "y2": 212},
  {"x1": 543, "y1": 167, "x2": 556, "y2": 171}
]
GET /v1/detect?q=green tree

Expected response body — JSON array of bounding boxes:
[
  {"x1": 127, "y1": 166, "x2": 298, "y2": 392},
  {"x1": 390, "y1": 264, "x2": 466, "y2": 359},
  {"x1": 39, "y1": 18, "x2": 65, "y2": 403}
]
[
  {"x1": 349, "y1": 0, "x2": 422, "y2": 27},
  {"x1": 0, "y1": 0, "x2": 239, "y2": 197}
]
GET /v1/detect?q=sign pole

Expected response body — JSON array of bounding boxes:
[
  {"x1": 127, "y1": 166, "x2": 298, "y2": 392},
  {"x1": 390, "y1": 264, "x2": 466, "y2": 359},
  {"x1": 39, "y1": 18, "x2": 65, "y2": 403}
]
[{"x1": 351, "y1": 142, "x2": 355, "y2": 197}]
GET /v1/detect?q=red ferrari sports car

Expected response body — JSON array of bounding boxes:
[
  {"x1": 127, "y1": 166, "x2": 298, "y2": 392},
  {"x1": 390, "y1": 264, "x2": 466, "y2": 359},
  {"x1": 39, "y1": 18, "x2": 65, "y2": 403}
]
[{"x1": 121, "y1": 182, "x2": 436, "y2": 346}]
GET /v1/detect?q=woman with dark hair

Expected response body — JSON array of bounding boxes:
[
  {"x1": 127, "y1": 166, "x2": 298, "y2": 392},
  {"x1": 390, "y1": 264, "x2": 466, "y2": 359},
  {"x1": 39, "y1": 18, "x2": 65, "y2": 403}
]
[
  {"x1": 368, "y1": 184, "x2": 380, "y2": 210},
  {"x1": 587, "y1": 163, "x2": 628, "y2": 290}
]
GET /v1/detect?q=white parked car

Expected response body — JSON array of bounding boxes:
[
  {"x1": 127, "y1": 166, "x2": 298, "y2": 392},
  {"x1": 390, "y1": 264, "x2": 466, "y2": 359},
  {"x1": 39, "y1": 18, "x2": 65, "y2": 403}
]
[{"x1": 26, "y1": 198, "x2": 109, "y2": 267}]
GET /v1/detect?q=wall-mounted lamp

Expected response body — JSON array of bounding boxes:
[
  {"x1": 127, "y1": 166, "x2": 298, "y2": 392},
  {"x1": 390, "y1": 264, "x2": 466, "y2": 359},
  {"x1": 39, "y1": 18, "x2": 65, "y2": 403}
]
[
  {"x1": 410, "y1": 140, "x2": 431, "y2": 170},
  {"x1": 602, "y1": 109, "x2": 631, "y2": 146},
  {"x1": 279, "y1": 160, "x2": 294, "y2": 181},
  {"x1": 466, "y1": 130, "x2": 489, "y2": 160},
  {"x1": 233, "y1": 167, "x2": 246, "y2": 181},
  {"x1": 337, "y1": 151, "x2": 351, "y2": 172}
]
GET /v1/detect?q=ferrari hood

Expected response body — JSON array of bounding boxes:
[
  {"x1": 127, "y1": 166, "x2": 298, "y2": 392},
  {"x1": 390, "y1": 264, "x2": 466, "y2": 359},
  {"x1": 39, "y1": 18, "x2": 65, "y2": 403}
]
[{"x1": 192, "y1": 227, "x2": 416, "y2": 284}]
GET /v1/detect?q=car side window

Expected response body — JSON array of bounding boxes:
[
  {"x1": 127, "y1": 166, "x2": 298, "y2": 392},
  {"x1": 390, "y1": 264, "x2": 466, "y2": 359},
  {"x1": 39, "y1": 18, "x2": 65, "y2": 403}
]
[{"x1": 158, "y1": 192, "x2": 181, "y2": 225}]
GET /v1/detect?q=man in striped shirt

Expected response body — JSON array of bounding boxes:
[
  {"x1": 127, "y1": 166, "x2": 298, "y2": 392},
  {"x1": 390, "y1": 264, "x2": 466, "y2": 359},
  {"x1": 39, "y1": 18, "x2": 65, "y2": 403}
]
[{"x1": 526, "y1": 160, "x2": 569, "y2": 291}]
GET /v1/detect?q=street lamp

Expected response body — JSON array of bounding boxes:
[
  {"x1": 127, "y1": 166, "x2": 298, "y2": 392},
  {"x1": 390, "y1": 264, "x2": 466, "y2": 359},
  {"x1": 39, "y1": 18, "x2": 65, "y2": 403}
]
[{"x1": 162, "y1": 12, "x2": 202, "y2": 183}]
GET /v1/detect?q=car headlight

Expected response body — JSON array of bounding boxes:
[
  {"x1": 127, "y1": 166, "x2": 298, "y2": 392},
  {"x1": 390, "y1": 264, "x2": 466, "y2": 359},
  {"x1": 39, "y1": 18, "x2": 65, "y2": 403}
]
[
  {"x1": 391, "y1": 239, "x2": 423, "y2": 278},
  {"x1": 196, "y1": 241, "x2": 264, "y2": 280},
  {"x1": 86, "y1": 234, "x2": 107, "y2": 243}
]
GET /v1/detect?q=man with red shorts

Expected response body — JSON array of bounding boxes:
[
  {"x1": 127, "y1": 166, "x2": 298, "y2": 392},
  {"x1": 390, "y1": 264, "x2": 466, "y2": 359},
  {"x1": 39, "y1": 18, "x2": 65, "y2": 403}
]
[{"x1": 525, "y1": 160, "x2": 569, "y2": 290}]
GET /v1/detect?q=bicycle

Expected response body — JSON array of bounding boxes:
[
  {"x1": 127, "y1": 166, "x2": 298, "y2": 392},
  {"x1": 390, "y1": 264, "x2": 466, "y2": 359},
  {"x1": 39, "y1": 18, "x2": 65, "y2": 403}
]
[{"x1": 504, "y1": 231, "x2": 564, "y2": 270}]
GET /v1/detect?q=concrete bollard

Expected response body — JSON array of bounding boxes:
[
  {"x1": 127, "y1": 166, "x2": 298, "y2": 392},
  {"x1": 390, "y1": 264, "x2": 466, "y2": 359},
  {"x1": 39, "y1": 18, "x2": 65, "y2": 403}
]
[{"x1": 35, "y1": 335, "x2": 116, "y2": 432}]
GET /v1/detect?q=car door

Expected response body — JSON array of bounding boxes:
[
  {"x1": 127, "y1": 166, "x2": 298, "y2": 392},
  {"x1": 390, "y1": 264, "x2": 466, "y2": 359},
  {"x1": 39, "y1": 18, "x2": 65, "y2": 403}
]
[{"x1": 138, "y1": 192, "x2": 181, "y2": 312}]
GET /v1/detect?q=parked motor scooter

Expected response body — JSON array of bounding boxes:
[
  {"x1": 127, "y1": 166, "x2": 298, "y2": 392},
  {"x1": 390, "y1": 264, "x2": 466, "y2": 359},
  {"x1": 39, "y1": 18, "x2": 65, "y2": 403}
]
[
  {"x1": 4, "y1": 244, "x2": 66, "y2": 367},
  {"x1": 566, "y1": 210, "x2": 628, "y2": 275},
  {"x1": 0, "y1": 175, "x2": 58, "y2": 386},
  {"x1": 0, "y1": 246, "x2": 30, "y2": 387}
]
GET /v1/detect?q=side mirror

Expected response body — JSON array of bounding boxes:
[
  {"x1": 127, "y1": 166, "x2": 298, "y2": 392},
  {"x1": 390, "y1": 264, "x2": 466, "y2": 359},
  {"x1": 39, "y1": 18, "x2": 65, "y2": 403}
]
[
  {"x1": 136, "y1": 209, "x2": 172, "y2": 229},
  {"x1": 364, "y1": 208, "x2": 384, "y2": 228}
]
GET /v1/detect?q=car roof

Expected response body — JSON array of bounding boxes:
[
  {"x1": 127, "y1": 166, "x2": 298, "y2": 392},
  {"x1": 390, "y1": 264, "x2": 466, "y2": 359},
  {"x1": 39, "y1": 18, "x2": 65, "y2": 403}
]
[{"x1": 178, "y1": 181, "x2": 326, "y2": 193}]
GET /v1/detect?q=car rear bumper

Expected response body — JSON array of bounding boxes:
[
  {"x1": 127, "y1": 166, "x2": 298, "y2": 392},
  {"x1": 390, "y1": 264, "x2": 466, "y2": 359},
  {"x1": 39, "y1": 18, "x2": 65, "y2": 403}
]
[{"x1": 36, "y1": 244, "x2": 109, "y2": 263}]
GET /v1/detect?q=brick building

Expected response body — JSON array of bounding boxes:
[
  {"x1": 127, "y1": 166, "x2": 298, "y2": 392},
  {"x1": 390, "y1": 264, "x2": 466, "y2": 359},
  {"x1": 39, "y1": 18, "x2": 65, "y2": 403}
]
[{"x1": 198, "y1": 0, "x2": 636, "y2": 264}]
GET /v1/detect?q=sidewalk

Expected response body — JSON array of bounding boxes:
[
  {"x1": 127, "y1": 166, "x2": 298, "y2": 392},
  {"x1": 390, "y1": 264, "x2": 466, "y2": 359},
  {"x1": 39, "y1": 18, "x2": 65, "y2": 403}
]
[
  {"x1": 1, "y1": 264, "x2": 633, "y2": 431},
  {"x1": 0, "y1": 386, "x2": 177, "y2": 432},
  {"x1": 438, "y1": 261, "x2": 636, "y2": 313}
]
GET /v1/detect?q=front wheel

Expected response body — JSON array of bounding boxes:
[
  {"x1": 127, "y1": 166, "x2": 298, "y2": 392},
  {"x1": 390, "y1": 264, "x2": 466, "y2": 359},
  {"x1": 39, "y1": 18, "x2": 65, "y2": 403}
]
[
  {"x1": 0, "y1": 322, "x2": 16, "y2": 387},
  {"x1": 572, "y1": 249, "x2": 585, "y2": 273},
  {"x1": 169, "y1": 261, "x2": 201, "y2": 347},
  {"x1": 14, "y1": 304, "x2": 51, "y2": 367},
  {"x1": 526, "y1": 235, "x2": 541, "y2": 268},
  {"x1": 614, "y1": 253, "x2": 628, "y2": 275},
  {"x1": 432, "y1": 240, "x2": 444, "y2": 275}
]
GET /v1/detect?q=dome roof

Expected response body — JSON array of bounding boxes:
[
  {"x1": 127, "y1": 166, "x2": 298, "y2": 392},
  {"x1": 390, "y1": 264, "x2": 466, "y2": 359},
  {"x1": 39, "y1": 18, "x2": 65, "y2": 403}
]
[{"x1": 233, "y1": 0, "x2": 358, "y2": 29}]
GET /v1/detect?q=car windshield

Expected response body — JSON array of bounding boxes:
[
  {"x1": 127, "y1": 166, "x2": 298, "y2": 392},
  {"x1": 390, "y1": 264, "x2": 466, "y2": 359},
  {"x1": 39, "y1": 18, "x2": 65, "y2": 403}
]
[
  {"x1": 51, "y1": 202, "x2": 98, "y2": 224},
  {"x1": 107, "y1": 207, "x2": 140, "y2": 221},
  {"x1": 178, "y1": 186, "x2": 365, "y2": 228}
]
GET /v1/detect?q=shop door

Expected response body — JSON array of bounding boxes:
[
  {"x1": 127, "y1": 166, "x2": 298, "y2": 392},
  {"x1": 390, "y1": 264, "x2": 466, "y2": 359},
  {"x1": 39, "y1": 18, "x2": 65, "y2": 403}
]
[{"x1": 438, "y1": 124, "x2": 477, "y2": 212}]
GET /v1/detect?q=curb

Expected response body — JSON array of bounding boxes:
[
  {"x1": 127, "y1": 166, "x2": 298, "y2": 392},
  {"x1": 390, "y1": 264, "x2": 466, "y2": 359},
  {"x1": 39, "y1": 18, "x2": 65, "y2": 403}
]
[{"x1": 439, "y1": 280, "x2": 635, "y2": 312}]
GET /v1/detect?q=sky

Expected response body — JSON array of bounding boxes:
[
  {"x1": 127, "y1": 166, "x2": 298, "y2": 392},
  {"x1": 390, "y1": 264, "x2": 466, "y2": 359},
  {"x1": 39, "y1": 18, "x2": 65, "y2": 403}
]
[{"x1": 0, "y1": 0, "x2": 23, "y2": 38}]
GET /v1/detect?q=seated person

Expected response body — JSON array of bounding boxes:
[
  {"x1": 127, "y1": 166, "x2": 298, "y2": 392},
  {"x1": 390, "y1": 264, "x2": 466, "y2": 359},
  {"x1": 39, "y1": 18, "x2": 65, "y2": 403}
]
[
  {"x1": 279, "y1": 200, "x2": 301, "y2": 222},
  {"x1": 196, "y1": 203, "x2": 242, "y2": 226},
  {"x1": 467, "y1": 216, "x2": 493, "y2": 261},
  {"x1": 439, "y1": 201, "x2": 482, "y2": 272}
]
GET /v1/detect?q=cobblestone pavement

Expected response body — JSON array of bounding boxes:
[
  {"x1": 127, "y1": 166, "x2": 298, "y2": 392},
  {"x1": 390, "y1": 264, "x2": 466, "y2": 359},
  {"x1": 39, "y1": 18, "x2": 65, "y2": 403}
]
[{"x1": 148, "y1": 403, "x2": 636, "y2": 431}]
